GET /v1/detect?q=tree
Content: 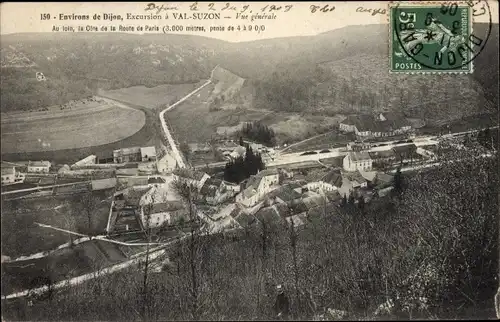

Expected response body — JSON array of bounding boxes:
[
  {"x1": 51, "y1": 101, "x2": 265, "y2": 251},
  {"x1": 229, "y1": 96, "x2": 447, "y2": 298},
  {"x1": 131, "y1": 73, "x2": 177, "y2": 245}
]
[
  {"x1": 348, "y1": 192, "x2": 356, "y2": 206},
  {"x1": 358, "y1": 195, "x2": 365, "y2": 211},
  {"x1": 239, "y1": 136, "x2": 245, "y2": 147},
  {"x1": 341, "y1": 194, "x2": 347, "y2": 207},
  {"x1": 393, "y1": 167, "x2": 405, "y2": 199},
  {"x1": 180, "y1": 142, "x2": 191, "y2": 163},
  {"x1": 81, "y1": 193, "x2": 99, "y2": 236}
]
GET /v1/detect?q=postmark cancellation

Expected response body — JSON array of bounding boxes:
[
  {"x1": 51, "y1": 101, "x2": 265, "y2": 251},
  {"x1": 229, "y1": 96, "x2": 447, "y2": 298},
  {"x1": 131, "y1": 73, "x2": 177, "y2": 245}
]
[{"x1": 389, "y1": 0, "x2": 492, "y2": 74}]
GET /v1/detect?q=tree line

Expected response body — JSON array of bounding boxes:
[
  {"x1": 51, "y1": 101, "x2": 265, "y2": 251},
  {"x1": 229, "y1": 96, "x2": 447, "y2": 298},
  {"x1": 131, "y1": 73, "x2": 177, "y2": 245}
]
[
  {"x1": 239, "y1": 122, "x2": 276, "y2": 147},
  {"x1": 223, "y1": 145, "x2": 265, "y2": 184}
]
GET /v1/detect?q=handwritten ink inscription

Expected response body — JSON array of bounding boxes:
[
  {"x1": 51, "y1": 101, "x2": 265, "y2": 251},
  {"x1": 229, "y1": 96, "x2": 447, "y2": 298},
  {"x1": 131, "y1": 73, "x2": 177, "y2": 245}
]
[{"x1": 356, "y1": 7, "x2": 387, "y2": 16}]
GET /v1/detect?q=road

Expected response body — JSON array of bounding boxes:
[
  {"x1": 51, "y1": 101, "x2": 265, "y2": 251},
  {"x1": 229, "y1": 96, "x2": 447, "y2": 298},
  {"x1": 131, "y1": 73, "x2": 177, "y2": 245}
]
[
  {"x1": 1, "y1": 181, "x2": 90, "y2": 196},
  {"x1": 159, "y1": 80, "x2": 212, "y2": 169}
]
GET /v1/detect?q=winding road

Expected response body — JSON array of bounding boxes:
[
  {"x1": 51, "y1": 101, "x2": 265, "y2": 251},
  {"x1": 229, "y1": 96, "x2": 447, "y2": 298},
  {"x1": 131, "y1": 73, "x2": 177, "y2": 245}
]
[{"x1": 159, "y1": 80, "x2": 212, "y2": 169}]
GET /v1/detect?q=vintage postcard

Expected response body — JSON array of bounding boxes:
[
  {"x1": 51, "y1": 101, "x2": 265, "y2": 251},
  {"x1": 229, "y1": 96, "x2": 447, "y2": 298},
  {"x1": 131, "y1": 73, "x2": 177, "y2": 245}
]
[{"x1": 1, "y1": 1, "x2": 498, "y2": 321}]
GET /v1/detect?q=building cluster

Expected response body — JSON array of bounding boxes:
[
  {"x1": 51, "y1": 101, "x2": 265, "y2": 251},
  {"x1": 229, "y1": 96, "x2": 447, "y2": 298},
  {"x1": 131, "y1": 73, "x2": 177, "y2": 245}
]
[{"x1": 339, "y1": 112, "x2": 412, "y2": 138}]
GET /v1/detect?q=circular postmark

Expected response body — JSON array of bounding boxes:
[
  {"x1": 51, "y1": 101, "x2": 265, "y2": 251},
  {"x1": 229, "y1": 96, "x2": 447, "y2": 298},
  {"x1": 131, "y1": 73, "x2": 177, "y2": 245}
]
[{"x1": 392, "y1": 0, "x2": 492, "y2": 71}]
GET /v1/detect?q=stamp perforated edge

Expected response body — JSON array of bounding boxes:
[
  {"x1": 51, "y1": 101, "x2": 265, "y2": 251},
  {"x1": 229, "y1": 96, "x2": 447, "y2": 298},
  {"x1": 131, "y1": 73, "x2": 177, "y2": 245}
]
[{"x1": 388, "y1": 1, "x2": 475, "y2": 74}]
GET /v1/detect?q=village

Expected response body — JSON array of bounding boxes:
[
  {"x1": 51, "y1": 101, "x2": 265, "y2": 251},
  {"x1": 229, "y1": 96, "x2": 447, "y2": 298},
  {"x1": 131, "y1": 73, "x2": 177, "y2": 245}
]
[{"x1": 1, "y1": 110, "x2": 447, "y2": 244}]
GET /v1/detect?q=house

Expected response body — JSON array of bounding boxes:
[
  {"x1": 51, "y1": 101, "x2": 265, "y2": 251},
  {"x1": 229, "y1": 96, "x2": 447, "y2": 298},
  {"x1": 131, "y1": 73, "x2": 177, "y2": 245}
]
[
  {"x1": 71, "y1": 155, "x2": 96, "y2": 168},
  {"x1": 27, "y1": 160, "x2": 51, "y2": 173},
  {"x1": 217, "y1": 141, "x2": 242, "y2": 154},
  {"x1": 235, "y1": 169, "x2": 280, "y2": 207},
  {"x1": 96, "y1": 150, "x2": 114, "y2": 164},
  {"x1": 343, "y1": 171, "x2": 368, "y2": 188},
  {"x1": 368, "y1": 150, "x2": 397, "y2": 163},
  {"x1": 140, "y1": 146, "x2": 157, "y2": 162},
  {"x1": 200, "y1": 177, "x2": 232, "y2": 205},
  {"x1": 229, "y1": 145, "x2": 246, "y2": 160},
  {"x1": 157, "y1": 152, "x2": 177, "y2": 174},
  {"x1": 343, "y1": 152, "x2": 373, "y2": 172},
  {"x1": 173, "y1": 168, "x2": 210, "y2": 190},
  {"x1": 1, "y1": 167, "x2": 16, "y2": 184},
  {"x1": 338, "y1": 170, "x2": 368, "y2": 198},
  {"x1": 306, "y1": 169, "x2": 342, "y2": 193},
  {"x1": 188, "y1": 143, "x2": 212, "y2": 153},
  {"x1": 339, "y1": 113, "x2": 412, "y2": 138},
  {"x1": 113, "y1": 147, "x2": 141, "y2": 163},
  {"x1": 140, "y1": 200, "x2": 188, "y2": 228},
  {"x1": 222, "y1": 180, "x2": 241, "y2": 193},
  {"x1": 268, "y1": 185, "x2": 302, "y2": 205},
  {"x1": 373, "y1": 172, "x2": 394, "y2": 189}
]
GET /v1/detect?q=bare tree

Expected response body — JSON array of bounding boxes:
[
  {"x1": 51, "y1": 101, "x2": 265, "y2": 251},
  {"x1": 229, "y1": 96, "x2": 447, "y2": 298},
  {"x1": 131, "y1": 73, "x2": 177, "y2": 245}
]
[{"x1": 81, "y1": 193, "x2": 99, "y2": 236}]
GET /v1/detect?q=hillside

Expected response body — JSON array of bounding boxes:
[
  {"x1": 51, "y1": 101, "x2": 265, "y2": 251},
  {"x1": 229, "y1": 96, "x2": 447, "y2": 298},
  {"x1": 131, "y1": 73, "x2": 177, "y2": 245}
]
[{"x1": 1, "y1": 24, "x2": 498, "y2": 125}]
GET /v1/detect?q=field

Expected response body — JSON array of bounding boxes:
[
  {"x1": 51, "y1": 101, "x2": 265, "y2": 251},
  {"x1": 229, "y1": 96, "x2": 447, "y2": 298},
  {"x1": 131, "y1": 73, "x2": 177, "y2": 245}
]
[
  {"x1": 1, "y1": 239, "x2": 129, "y2": 296},
  {"x1": 98, "y1": 81, "x2": 204, "y2": 109},
  {"x1": 283, "y1": 130, "x2": 355, "y2": 153},
  {"x1": 1, "y1": 193, "x2": 112, "y2": 259},
  {"x1": 166, "y1": 83, "x2": 345, "y2": 146},
  {"x1": 1, "y1": 99, "x2": 145, "y2": 154}
]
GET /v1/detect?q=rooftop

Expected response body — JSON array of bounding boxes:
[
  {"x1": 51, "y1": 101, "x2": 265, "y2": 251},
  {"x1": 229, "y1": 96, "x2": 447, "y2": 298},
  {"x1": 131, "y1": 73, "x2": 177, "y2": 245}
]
[
  {"x1": 28, "y1": 160, "x2": 51, "y2": 167},
  {"x1": 1, "y1": 167, "x2": 15, "y2": 175},
  {"x1": 173, "y1": 168, "x2": 208, "y2": 181},
  {"x1": 245, "y1": 168, "x2": 279, "y2": 190},
  {"x1": 140, "y1": 146, "x2": 157, "y2": 157},
  {"x1": 341, "y1": 113, "x2": 410, "y2": 133},
  {"x1": 349, "y1": 152, "x2": 372, "y2": 162},
  {"x1": 322, "y1": 169, "x2": 343, "y2": 187},
  {"x1": 114, "y1": 147, "x2": 141, "y2": 155},
  {"x1": 269, "y1": 185, "x2": 302, "y2": 202},
  {"x1": 343, "y1": 170, "x2": 367, "y2": 185}
]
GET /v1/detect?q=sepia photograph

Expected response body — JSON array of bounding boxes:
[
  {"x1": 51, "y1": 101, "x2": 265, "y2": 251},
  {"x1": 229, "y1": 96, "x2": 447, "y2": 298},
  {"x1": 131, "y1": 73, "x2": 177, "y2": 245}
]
[{"x1": 1, "y1": 1, "x2": 499, "y2": 320}]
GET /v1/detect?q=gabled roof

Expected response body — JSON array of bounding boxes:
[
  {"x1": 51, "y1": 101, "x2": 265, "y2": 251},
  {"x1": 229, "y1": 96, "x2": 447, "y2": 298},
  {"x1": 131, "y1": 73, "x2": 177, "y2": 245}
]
[
  {"x1": 1, "y1": 167, "x2": 15, "y2": 175},
  {"x1": 240, "y1": 186, "x2": 257, "y2": 199},
  {"x1": 322, "y1": 169, "x2": 343, "y2": 187},
  {"x1": 245, "y1": 168, "x2": 279, "y2": 190},
  {"x1": 349, "y1": 152, "x2": 371, "y2": 162},
  {"x1": 200, "y1": 184, "x2": 218, "y2": 197},
  {"x1": 343, "y1": 170, "x2": 367, "y2": 185},
  {"x1": 28, "y1": 160, "x2": 51, "y2": 167},
  {"x1": 140, "y1": 146, "x2": 157, "y2": 157},
  {"x1": 341, "y1": 113, "x2": 410, "y2": 133},
  {"x1": 269, "y1": 185, "x2": 302, "y2": 202}
]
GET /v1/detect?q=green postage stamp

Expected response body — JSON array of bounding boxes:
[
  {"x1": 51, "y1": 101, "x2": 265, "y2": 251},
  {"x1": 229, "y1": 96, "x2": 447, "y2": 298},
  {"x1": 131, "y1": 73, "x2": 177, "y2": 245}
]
[{"x1": 390, "y1": 1, "x2": 492, "y2": 73}]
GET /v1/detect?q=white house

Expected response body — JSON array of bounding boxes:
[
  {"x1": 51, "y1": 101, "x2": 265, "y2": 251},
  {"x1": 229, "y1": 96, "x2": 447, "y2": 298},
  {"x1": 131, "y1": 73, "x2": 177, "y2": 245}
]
[
  {"x1": 200, "y1": 178, "x2": 233, "y2": 205},
  {"x1": 157, "y1": 152, "x2": 177, "y2": 174},
  {"x1": 339, "y1": 113, "x2": 412, "y2": 138},
  {"x1": 140, "y1": 146, "x2": 157, "y2": 162},
  {"x1": 173, "y1": 168, "x2": 210, "y2": 190},
  {"x1": 27, "y1": 161, "x2": 51, "y2": 173},
  {"x1": 343, "y1": 152, "x2": 373, "y2": 172},
  {"x1": 140, "y1": 201, "x2": 187, "y2": 228},
  {"x1": 235, "y1": 169, "x2": 279, "y2": 207},
  {"x1": 306, "y1": 169, "x2": 342, "y2": 193},
  {"x1": 1, "y1": 167, "x2": 16, "y2": 184}
]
